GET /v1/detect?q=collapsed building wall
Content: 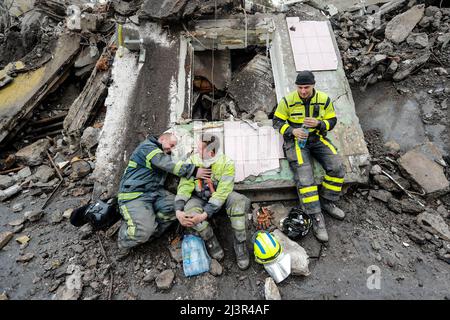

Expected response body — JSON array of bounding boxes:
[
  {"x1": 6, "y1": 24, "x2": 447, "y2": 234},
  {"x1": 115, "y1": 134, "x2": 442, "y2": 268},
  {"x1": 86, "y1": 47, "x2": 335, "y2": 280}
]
[{"x1": 92, "y1": 12, "x2": 370, "y2": 199}]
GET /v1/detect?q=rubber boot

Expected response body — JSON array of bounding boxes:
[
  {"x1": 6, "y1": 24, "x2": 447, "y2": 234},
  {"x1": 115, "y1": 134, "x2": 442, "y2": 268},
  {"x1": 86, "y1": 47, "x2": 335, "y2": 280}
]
[
  {"x1": 199, "y1": 225, "x2": 224, "y2": 261},
  {"x1": 312, "y1": 212, "x2": 328, "y2": 242},
  {"x1": 321, "y1": 199, "x2": 345, "y2": 220},
  {"x1": 233, "y1": 238, "x2": 250, "y2": 270}
]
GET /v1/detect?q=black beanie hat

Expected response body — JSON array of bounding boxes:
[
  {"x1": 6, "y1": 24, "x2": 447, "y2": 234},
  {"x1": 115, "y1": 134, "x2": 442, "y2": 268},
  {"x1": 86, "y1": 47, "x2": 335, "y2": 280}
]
[{"x1": 295, "y1": 71, "x2": 315, "y2": 85}]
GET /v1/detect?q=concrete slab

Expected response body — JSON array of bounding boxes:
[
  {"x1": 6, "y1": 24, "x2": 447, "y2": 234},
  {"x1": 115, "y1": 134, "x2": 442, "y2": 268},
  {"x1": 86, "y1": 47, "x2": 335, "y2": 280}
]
[
  {"x1": 93, "y1": 22, "x2": 185, "y2": 197},
  {"x1": 228, "y1": 54, "x2": 277, "y2": 115},
  {"x1": 0, "y1": 33, "x2": 80, "y2": 145},
  {"x1": 398, "y1": 142, "x2": 449, "y2": 195}
]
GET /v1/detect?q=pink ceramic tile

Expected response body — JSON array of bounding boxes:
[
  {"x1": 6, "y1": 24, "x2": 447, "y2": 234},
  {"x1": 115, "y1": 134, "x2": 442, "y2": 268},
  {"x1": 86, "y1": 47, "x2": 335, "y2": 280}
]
[
  {"x1": 312, "y1": 21, "x2": 331, "y2": 37},
  {"x1": 305, "y1": 37, "x2": 321, "y2": 54},
  {"x1": 292, "y1": 37, "x2": 308, "y2": 54},
  {"x1": 294, "y1": 53, "x2": 310, "y2": 70},
  {"x1": 318, "y1": 36, "x2": 335, "y2": 53},
  {"x1": 287, "y1": 20, "x2": 338, "y2": 71}
]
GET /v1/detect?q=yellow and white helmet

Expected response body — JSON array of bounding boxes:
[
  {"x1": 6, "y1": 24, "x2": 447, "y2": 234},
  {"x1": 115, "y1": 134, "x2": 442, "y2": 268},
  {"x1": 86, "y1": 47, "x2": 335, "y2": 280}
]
[{"x1": 253, "y1": 231, "x2": 282, "y2": 264}]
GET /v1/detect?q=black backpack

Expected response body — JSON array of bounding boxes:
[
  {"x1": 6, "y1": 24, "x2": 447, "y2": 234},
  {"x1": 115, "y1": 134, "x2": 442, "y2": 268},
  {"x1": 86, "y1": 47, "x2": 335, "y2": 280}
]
[{"x1": 70, "y1": 197, "x2": 121, "y2": 231}]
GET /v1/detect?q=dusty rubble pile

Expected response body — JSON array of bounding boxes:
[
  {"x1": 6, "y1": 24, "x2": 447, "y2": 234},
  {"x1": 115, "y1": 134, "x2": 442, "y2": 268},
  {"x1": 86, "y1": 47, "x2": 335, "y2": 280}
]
[
  {"x1": 358, "y1": 129, "x2": 450, "y2": 264},
  {"x1": 332, "y1": 2, "x2": 450, "y2": 87}
]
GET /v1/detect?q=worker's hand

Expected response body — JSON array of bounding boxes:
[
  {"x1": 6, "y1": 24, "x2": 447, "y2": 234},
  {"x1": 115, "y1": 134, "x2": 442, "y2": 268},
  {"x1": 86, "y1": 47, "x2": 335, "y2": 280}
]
[
  {"x1": 292, "y1": 128, "x2": 309, "y2": 140},
  {"x1": 188, "y1": 212, "x2": 208, "y2": 225},
  {"x1": 256, "y1": 207, "x2": 272, "y2": 230},
  {"x1": 176, "y1": 210, "x2": 195, "y2": 227},
  {"x1": 303, "y1": 117, "x2": 319, "y2": 128},
  {"x1": 196, "y1": 167, "x2": 212, "y2": 179}
]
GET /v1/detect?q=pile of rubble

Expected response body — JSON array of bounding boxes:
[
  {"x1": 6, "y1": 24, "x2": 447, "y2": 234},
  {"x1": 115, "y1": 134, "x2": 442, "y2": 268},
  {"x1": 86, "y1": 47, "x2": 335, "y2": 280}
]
[
  {"x1": 332, "y1": 2, "x2": 450, "y2": 87},
  {"x1": 192, "y1": 48, "x2": 277, "y2": 122},
  {"x1": 358, "y1": 129, "x2": 450, "y2": 263}
]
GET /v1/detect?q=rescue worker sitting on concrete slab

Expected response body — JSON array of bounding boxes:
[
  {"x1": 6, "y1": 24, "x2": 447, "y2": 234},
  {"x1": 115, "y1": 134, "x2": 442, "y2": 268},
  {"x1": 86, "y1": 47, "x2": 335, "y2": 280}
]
[
  {"x1": 116, "y1": 132, "x2": 211, "y2": 260},
  {"x1": 174, "y1": 134, "x2": 251, "y2": 270},
  {"x1": 272, "y1": 70, "x2": 346, "y2": 242}
]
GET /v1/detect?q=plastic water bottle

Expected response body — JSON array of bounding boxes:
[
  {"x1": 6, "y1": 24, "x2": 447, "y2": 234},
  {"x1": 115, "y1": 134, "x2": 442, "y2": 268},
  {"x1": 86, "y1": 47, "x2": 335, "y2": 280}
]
[
  {"x1": 182, "y1": 234, "x2": 211, "y2": 277},
  {"x1": 297, "y1": 127, "x2": 309, "y2": 149}
]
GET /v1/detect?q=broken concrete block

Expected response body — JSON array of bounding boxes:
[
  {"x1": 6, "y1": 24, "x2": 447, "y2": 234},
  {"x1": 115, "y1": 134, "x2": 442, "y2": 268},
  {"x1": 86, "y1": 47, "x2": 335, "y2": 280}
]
[
  {"x1": 0, "y1": 175, "x2": 15, "y2": 189},
  {"x1": 8, "y1": 217, "x2": 25, "y2": 227},
  {"x1": 0, "y1": 231, "x2": 13, "y2": 249},
  {"x1": 229, "y1": 54, "x2": 276, "y2": 115},
  {"x1": 33, "y1": 165, "x2": 55, "y2": 183},
  {"x1": 0, "y1": 185, "x2": 22, "y2": 202},
  {"x1": 393, "y1": 51, "x2": 431, "y2": 81},
  {"x1": 406, "y1": 33, "x2": 429, "y2": 49},
  {"x1": 17, "y1": 166, "x2": 32, "y2": 179},
  {"x1": 388, "y1": 198, "x2": 402, "y2": 214},
  {"x1": 54, "y1": 265, "x2": 83, "y2": 300},
  {"x1": 16, "y1": 252, "x2": 34, "y2": 263},
  {"x1": 20, "y1": 10, "x2": 43, "y2": 51},
  {"x1": 81, "y1": 127, "x2": 101, "y2": 150},
  {"x1": 254, "y1": 110, "x2": 269, "y2": 123},
  {"x1": 155, "y1": 269, "x2": 175, "y2": 290},
  {"x1": 369, "y1": 164, "x2": 382, "y2": 176},
  {"x1": 398, "y1": 142, "x2": 449, "y2": 195},
  {"x1": 434, "y1": 67, "x2": 448, "y2": 76},
  {"x1": 437, "y1": 33, "x2": 450, "y2": 49},
  {"x1": 369, "y1": 190, "x2": 392, "y2": 203},
  {"x1": 140, "y1": 0, "x2": 187, "y2": 20},
  {"x1": 400, "y1": 198, "x2": 424, "y2": 215},
  {"x1": 69, "y1": 160, "x2": 92, "y2": 181},
  {"x1": 417, "y1": 211, "x2": 450, "y2": 241},
  {"x1": 273, "y1": 229, "x2": 310, "y2": 276},
  {"x1": 63, "y1": 209, "x2": 73, "y2": 219},
  {"x1": 405, "y1": 230, "x2": 426, "y2": 245},
  {"x1": 75, "y1": 46, "x2": 100, "y2": 69},
  {"x1": 373, "y1": 175, "x2": 401, "y2": 192},
  {"x1": 12, "y1": 202, "x2": 24, "y2": 212},
  {"x1": 24, "y1": 210, "x2": 43, "y2": 222},
  {"x1": 264, "y1": 277, "x2": 281, "y2": 300},
  {"x1": 384, "y1": 140, "x2": 400, "y2": 153},
  {"x1": 385, "y1": 5, "x2": 425, "y2": 44},
  {"x1": 16, "y1": 139, "x2": 50, "y2": 166}
]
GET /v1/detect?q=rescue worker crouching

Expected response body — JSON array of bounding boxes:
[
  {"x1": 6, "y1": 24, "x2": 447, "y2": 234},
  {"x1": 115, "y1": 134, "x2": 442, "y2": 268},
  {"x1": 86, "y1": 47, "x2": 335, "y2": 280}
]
[
  {"x1": 174, "y1": 134, "x2": 251, "y2": 270},
  {"x1": 116, "y1": 132, "x2": 211, "y2": 260},
  {"x1": 272, "y1": 70, "x2": 346, "y2": 242}
]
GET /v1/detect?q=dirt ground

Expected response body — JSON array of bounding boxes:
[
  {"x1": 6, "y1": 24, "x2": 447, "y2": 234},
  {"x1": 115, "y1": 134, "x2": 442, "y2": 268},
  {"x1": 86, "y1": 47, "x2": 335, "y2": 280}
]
[{"x1": 1, "y1": 174, "x2": 449, "y2": 300}]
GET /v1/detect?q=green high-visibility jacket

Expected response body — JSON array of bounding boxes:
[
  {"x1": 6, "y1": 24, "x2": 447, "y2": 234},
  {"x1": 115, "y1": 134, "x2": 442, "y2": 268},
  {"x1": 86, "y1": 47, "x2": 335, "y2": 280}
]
[
  {"x1": 273, "y1": 89, "x2": 337, "y2": 141},
  {"x1": 175, "y1": 153, "x2": 235, "y2": 217}
]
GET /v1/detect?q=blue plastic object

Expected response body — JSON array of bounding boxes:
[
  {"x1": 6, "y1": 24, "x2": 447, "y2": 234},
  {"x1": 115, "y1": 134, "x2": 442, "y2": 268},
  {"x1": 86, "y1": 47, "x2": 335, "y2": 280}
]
[
  {"x1": 182, "y1": 234, "x2": 211, "y2": 277},
  {"x1": 297, "y1": 127, "x2": 309, "y2": 148}
]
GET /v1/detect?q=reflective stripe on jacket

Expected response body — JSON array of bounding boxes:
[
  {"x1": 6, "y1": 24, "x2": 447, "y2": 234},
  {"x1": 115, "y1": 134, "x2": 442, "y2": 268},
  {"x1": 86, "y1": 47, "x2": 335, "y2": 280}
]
[
  {"x1": 273, "y1": 89, "x2": 337, "y2": 141},
  {"x1": 175, "y1": 153, "x2": 235, "y2": 217},
  {"x1": 118, "y1": 136, "x2": 196, "y2": 201}
]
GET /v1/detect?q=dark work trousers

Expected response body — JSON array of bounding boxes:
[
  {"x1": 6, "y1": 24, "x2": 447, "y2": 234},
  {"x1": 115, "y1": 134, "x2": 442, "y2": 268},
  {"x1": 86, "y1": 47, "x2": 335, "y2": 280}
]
[{"x1": 284, "y1": 135, "x2": 345, "y2": 216}]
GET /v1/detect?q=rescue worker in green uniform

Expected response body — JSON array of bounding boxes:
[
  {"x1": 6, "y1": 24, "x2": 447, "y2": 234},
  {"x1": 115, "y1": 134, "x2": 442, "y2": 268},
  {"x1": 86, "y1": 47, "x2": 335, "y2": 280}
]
[
  {"x1": 116, "y1": 132, "x2": 211, "y2": 260},
  {"x1": 174, "y1": 134, "x2": 251, "y2": 270},
  {"x1": 273, "y1": 71, "x2": 346, "y2": 242}
]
